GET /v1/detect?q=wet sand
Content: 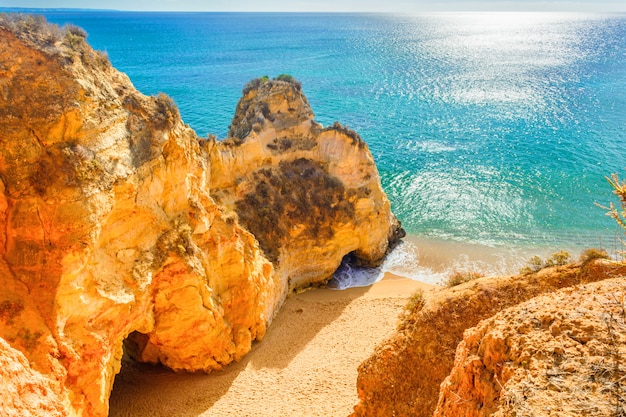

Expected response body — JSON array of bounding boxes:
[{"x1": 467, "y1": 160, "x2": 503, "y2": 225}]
[{"x1": 109, "y1": 274, "x2": 437, "y2": 417}]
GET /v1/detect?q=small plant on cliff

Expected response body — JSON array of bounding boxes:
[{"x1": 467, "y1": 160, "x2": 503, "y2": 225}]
[
  {"x1": 64, "y1": 23, "x2": 87, "y2": 39},
  {"x1": 519, "y1": 251, "x2": 573, "y2": 274},
  {"x1": 62, "y1": 23, "x2": 87, "y2": 50},
  {"x1": 598, "y1": 174, "x2": 626, "y2": 231},
  {"x1": 522, "y1": 255, "x2": 545, "y2": 274},
  {"x1": 545, "y1": 250, "x2": 573, "y2": 267},
  {"x1": 242, "y1": 76, "x2": 270, "y2": 95},
  {"x1": 274, "y1": 74, "x2": 302, "y2": 90},
  {"x1": 580, "y1": 248, "x2": 610, "y2": 264},
  {"x1": 443, "y1": 270, "x2": 485, "y2": 287},
  {"x1": 404, "y1": 290, "x2": 425, "y2": 313},
  {"x1": 274, "y1": 73, "x2": 294, "y2": 83},
  {"x1": 153, "y1": 92, "x2": 179, "y2": 129}
]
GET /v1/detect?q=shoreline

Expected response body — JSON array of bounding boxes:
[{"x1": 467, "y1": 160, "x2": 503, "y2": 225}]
[
  {"x1": 372, "y1": 233, "x2": 609, "y2": 286},
  {"x1": 109, "y1": 274, "x2": 437, "y2": 417}
]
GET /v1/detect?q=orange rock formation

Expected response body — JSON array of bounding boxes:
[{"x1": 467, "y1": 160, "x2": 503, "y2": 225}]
[
  {"x1": 434, "y1": 278, "x2": 626, "y2": 417},
  {"x1": 353, "y1": 260, "x2": 626, "y2": 417},
  {"x1": 0, "y1": 16, "x2": 401, "y2": 417}
]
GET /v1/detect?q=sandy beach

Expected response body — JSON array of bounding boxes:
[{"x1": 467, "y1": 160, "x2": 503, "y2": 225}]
[{"x1": 109, "y1": 275, "x2": 437, "y2": 417}]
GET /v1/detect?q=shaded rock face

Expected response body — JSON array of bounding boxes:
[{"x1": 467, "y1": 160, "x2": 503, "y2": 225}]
[
  {"x1": 352, "y1": 261, "x2": 626, "y2": 417},
  {"x1": 0, "y1": 16, "x2": 400, "y2": 417},
  {"x1": 434, "y1": 278, "x2": 626, "y2": 417}
]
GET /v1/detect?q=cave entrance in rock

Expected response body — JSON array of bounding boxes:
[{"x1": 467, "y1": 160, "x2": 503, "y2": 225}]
[
  {"x1": 326, "y1": 251, "x2": 384, "y2": 290},
  {"x1": 108, "y1": 331, "x2": 171, "y2": 415}
]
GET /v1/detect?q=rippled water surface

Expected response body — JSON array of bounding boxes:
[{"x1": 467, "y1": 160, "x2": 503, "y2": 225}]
[{"x1": 41, "y1": 11, "x2": 626, "y2": 282}]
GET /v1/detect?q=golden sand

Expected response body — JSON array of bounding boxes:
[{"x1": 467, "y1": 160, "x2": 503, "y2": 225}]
[{"x1": 109, "y1": 274, "x2": 437, "y2": 417}]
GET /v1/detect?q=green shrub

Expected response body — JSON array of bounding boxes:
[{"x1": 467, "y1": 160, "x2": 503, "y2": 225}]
[
  {"x1": 274, "y1": 73, "x2": 295, "y2": 83},
  {"x1": 62, "y1": 23, "x2": 87, "y2": 50},
  {"x1": 274, "y1": 74, "x2": 302, "y2": 90},
  {"x1": 524, "y1": 256, "x2": 545, "y2": 273},
  {"x1": 545, "y1": 250, "x2": 573, "y2": 267}
]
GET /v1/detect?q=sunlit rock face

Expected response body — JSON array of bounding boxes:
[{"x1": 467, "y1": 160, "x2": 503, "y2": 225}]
[
  {"x1": 434, "y1": 278, "x2": 626, "y2": 417},
  {"x1": 352, "y1": 260, "x2": 626, "y2": 417},
  {"x1": 209, "y1": 76, "x2": 403, "y2": 292},
  {"x1": 0, "y1": 337, "x2": 72, "y2": 417},
  {"x1": 0, "y1": 16, "x2": 400, "y2": 417}
]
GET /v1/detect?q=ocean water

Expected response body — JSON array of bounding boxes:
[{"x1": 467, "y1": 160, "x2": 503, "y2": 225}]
[{"x1": 34, "y1": 11, "x2": 626, "y2": 284}]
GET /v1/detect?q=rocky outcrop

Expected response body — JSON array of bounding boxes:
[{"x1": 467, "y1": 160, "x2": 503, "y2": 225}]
[
  {"x1": 209, "y1": 76, "x2": 402, "y2": 291},
  {"x1": 0, "y1": 15, "x2": 400, "y2": 417},
  {"x1": 353, "y1": 260, "x2": 626, "y2": 417},
  {"x1": 434, "y1": 278, "x2": 626, "y2": 417}
]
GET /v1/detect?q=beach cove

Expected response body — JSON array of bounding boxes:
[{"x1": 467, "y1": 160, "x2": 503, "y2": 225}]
[
  {"x1": 0, "y1": 9, "x2": 625, "y2": 417},
  {"x1": 109, "y1": 275, "x2": 435, "y2": 417}
]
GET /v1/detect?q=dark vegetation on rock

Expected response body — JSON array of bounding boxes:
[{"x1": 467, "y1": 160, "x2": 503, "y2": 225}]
[
  {"x1": 227, "y1": 76, "x2": 310, "y2": 142},
  {"x1": 236, "y1": 158, "x2": 363, "y2": 263}
]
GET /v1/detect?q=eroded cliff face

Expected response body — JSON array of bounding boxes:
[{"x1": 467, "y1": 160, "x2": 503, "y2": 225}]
[
  {"x1": 434, "y1": 278, "x2": 626, "y2": 417},
  {"x1": 0, "y1": 16, "x2": 400, "y2": 417},
  {"x1": 353, "y1": 260, "x2": 626, "y2": 417}
]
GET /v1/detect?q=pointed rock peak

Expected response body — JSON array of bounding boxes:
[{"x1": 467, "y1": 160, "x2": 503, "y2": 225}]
[{"x1": 227, "y1": 75, "x2": 315, "y2": 143}]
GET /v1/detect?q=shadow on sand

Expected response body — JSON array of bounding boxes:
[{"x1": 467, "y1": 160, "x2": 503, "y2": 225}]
[{"x1": 108, "y1": 285, "x2": 371, "y2": 417}]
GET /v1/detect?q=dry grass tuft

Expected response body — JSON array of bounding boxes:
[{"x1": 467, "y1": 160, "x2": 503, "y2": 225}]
[
  {"x1": 599, "y1": 173, "x2": 626, "y2": 231},
  {"x1": 580, "y1": 247, "x2": 610, "y2": 264},
  {"x1": 404, "y1": 290, "x2": 425, "y2": 313},
  {"x1": 443, "y1": 270, "x2": 485, "y2": 287},
  {"x1": 520, "y1": 250, "x2": 573, "y2": 274}
]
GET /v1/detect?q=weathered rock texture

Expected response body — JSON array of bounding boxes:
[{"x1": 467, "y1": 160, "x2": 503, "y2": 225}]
[
  {"x1": 0, "y1": 16, "x2": 400, "y2": 417},
  {"x1": 209, "y1": 77, "x2": 402, "y2": 290},
  {"x1": 353, "y1": 260, "x2": 626, "y2": 417},
  {"x1": 0, "y1": 337, "x2": 71, "y2": 417},
  {"x1": 434, "y1": 278, "x2": 626, "y2": 417}
]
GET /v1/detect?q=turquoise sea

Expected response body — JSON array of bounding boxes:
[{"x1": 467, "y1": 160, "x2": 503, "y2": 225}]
[{"x1": 19, "y1": 10, "x2": 626, "y2": 283}]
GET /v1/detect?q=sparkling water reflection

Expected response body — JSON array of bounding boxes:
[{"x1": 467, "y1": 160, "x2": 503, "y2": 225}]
[{"x1": 40, "y1": 11, "x2": 626, "y2": 282}]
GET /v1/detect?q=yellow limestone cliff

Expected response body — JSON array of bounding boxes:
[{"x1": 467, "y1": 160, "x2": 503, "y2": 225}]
[{"x1": 0, "y1": 16, "x2": 402, "y2": 417}]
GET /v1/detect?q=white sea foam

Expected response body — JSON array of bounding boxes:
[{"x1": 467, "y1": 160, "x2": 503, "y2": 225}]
[{"x1": 329, "y1": 234, "x2": 559, "y2": 289}]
